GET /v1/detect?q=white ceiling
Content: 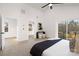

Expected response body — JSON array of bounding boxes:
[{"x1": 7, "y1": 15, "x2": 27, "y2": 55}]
[
  {"x1": 26, "y1": 3, "x2": 47, "y2": 8},
  {"x1": 25, "y1": 3, "x2": 79, "y2": 8},
  {"x1": 24, "y1": 3, "x2": 79, "y2": 12},
  {"x1": 24, "y1": 3, "x2": 48, "y2": 12}
]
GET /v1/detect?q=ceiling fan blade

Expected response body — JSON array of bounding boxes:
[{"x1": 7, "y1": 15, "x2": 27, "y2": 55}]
[
  {"x1": 41, "y1": 3, "x2": 50, "y2": 8},
  {"x1": 41, "y1": 3, "x2": 63, "y2": 9},
  {"x1": 51, "y1": 3, "x2": 63, "y2": 4}
]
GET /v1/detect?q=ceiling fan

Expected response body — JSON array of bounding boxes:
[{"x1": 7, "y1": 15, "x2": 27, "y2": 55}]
[{"x1": 41, "y1": 3, "x2": 63, "y2": 9}]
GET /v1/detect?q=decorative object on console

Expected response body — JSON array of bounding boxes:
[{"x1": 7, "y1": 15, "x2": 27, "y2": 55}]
[
  {"x1": 38, "y1": 23, "x2": 43, "y2": 30},
  {"x1": 36, "y1": 31, "x2": 46, "y2": 39}
]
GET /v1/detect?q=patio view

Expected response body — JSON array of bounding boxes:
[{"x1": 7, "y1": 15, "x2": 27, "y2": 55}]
[{"x1": 58, "y1": 20, "x2": 79, "y2": 39}]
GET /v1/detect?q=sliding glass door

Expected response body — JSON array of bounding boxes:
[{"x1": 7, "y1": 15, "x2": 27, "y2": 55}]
[{"x1": 58, "y1": 19, "x2": 79, "y2": 40}]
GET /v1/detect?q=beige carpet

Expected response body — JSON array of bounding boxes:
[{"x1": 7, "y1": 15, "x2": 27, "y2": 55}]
[{"x1": 0, "y1": 38, "x2": 47, "y2": 56}]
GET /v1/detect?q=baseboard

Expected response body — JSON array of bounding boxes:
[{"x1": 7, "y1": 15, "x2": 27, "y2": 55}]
[
  {"x1": 5, "y1": 37, "x2": 16, "y2": 39},
  {"x1": 17, "y1": 39, "x2": 28, "y2": 42}
]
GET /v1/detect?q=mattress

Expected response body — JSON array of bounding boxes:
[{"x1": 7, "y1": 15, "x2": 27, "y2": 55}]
[{"x1": 42, "y1": 39, "x2": 76, "y2": 56}]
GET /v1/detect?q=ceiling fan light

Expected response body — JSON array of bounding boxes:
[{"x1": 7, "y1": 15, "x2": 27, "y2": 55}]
[
  {"x1": 48, "y1": 4, "x2": 53, "y2": 6},
  {"x1": 50, "y1": 6, "x2": 53, "y2": 9}
]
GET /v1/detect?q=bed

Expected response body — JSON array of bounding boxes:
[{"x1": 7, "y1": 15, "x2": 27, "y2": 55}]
[{"x1": 30, "y1": 38, "x2": 76, "y2": 56}]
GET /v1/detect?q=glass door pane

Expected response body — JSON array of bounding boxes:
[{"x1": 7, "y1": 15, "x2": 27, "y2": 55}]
[
  {"x1": 67, "y1": 20, "x2": 79, "y2": 40},
  {"x1": 58, "y1": 20, "x2": 66, "y2": 39}
]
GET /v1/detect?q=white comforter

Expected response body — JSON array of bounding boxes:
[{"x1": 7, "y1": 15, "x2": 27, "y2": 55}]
[{"x1": 42, "y1": 39, "x2": 78, "y2": 56}]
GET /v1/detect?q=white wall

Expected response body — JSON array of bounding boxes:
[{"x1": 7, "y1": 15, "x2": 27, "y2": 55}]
[
  {"x1": 41, "y1": 4, "x2": 79, "y2": 38},
  {"x1": 16, "y1": 4, "x2": 44, "y2": 41},
  {"x1": 0, "y1": 15, "x2": 2, "y2": 49},
  {"x1": 0, "y1": 3, "x2": 44, "y2": 41}
]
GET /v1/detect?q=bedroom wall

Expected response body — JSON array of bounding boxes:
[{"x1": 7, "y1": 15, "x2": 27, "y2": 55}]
[
  {"x1": 0, "y1": 15, "x2": 2, "y2": 49},
  {"x1": 41, "y1": 4, "x2": 79, "y2": 38},
  {"x1": 0, "y1": 3, "x2": 44, "y2": 41},
  {"x1": 16, "y1": 4, "x2": 44, "y2": 41},
  {"x1": 0, "y1": 3, "x2": 28, "y2": 41}
]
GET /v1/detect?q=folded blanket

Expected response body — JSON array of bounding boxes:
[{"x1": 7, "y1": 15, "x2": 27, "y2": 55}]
[{"x1": 30, "y1": 39, "x2": 61, "y2": 56}]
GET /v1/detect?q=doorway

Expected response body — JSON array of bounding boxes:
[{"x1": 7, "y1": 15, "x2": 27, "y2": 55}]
[
  {"x1": 28, "y1": 21, "x2": 35, "y2": 39},
  {"x1": 2, "y1": 17, "x2": 17, "y2": 49}
]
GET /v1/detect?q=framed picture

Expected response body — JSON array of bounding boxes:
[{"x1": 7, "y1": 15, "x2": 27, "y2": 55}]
[
  {"x1": 4, "y1": 22, "x2": 8, "y2": 32},
  {"x1": 28, "y1": 24, "x2": 32, "y2": 31}
]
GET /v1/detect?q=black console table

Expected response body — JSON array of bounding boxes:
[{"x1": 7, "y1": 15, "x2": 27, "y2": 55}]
[{"x1": 36, "y1": 31, "x2": 46, "y2": 39}]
